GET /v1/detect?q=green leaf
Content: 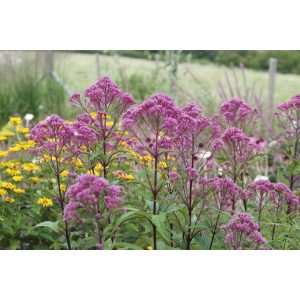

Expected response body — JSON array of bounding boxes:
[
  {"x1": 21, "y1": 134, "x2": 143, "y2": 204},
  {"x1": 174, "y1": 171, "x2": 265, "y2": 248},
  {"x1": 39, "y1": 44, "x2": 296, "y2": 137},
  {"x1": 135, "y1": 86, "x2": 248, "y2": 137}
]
[
  {"x1": 35, "y1": 221, "x2": 60, "y2": 233},
  {"x1": 152, "y1": 213, "x2": 171, "y2": 244}
]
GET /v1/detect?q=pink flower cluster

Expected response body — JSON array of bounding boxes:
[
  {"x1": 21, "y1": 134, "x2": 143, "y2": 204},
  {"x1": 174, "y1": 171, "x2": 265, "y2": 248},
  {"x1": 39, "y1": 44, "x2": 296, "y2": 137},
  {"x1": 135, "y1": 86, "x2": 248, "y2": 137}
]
[
  {"x1": 247, "y1": 180, "x2": 299, "y2": 211},
  {"x1": 217, "y1": 97, "x2": 259, "y2": 131},
  {"x1": 216, "y1": 127, "x2": 255, "y2": 179},
  {"x1": 199, "y1": 177, "x2": 247, "y2": 212},
  {"x1": 71, "y1": 76, "x2": 135, "y2": 114},
  {"x1": 64, "y1": 174, "x2": 124, "y2": 222},
  {"x1": 222, "y1": 213, "x2": 267, "y2": 249},
  {"x1": 30, "y1": 115, "x2": 74, "y2": 154},
  {"x1": 275, "y1": 94, "x2": 300, "y2": 139}
]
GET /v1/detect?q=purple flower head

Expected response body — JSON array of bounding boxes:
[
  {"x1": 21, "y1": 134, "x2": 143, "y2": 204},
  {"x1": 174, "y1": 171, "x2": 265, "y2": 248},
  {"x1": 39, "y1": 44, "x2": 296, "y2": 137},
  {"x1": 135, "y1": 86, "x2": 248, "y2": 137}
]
[
  {"x1": 201, "y1": 177, "x2": 247, "y2": 212},
  {"x1": 122, "y1": 93, "x2": 179, "y2": 155},
  {"x1": 274, "y1": 183, "x2": 299, "y2": 211},
  {"x1": 222, "y1": 213, "x2": 267, "y2": 250},
  {"x1": 220, "y1": 128, "x2": 255, "y2": 174},
  {"x1": 275, "y1": 95, "x2": 300, "y2": 148},
  {"x1": 185, "y1": 167, "x2": 199, "y2": 180},
  {"x1": 64, "y1": 174, "x2": 124, "y2": 222},
  {"x1": 217, "y1": 98, "x2": 259, "y2": 131},
  {"x1": 29, "y1": 115, "x2": 76, "y2": 160},
  {"x1": 84, "y1": 76, "x2": 135, "y2": 113}
]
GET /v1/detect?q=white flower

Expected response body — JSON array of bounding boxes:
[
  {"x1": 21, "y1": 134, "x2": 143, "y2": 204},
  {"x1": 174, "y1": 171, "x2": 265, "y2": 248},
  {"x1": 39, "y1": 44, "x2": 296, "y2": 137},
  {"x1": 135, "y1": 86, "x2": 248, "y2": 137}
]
[
  {"x1": 254, "y1": 175, "x2": 269, "y2": 182},
  {"x1": 24, "y1": 114, "x2": 34, "y2": 121},
  {"x1": 24, "y1": 114, "x2": 34, "y2": 127},
  {"x1": 217, "y1": 167, "x2": 223, "y2": 176},
  {"x1": 268, "y1": 140, "x2": 277, "y2": 147},
  {"x1": 199, "y1": 150, "x2": 212, "y2": 160}
]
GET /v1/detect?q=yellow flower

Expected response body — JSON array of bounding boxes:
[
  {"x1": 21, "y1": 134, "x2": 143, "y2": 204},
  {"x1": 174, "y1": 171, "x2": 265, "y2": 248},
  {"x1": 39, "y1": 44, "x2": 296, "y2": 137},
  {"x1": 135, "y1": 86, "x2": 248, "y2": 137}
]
[
  {"x1": 0, "y1": 135, "x2": 7, "y2": 142},
  {"x1": 60, "y1": 184, "x2": 66, "y2": 192},
  {"x1": 71, "y1": 158, "x2": 83, "y2": 167},
  {"x1": 65, "y1": 120, "x2": 73, "y2": 125},
  {"x1": 95, "y1": 163, "x2": 104, "y2": 171},
  {"x1": 2, "y1": 131, "x2": 15, "y2": 137},
  {"x1": 128, "y1": 151, "x2": 139, "y2": 157},
  {"x1": 8, "y1": 145, "x2": 21, "y2": 152},
  {"x1": 12, "y1": 175, "x2": 23, "y2": 182},
  {"x1": 5, "y1": 197, "x2": 15, "y2": 203},
  {"x1": 0, "y1": 189, "x2": 7, "y2": 196},
  {"x1": 37, "y1": 197, "x2": 53, "y2": 207},
  {"x1": 0, "y1": 151, "x2": 9, "y2": 158},
  {"x1": 6, "y1": 169, "x2": 21, "y2": 176},
  {"x1": 172, "y1": 167, "x2": 177, "y2": 172},
  {"x1": 17, "y1": 140, "x2": 35, "y2": 150},
  {"x1": 115, "y1": 172, "x2": 135, "y2": 180},
  {"x1": 60, "y1": 170, "x2": 68, "y2": 177},
  {"x1": 9, "y1": 117, "x2": 22, "y2": 126},
  {"x1": 13, "y1": 188, "x2": 25, "y2": 194},
  {"x1": 30, "y1": 177, "x2": 41, "y2": 184},
  {"x1": 140, "y1": 155, "x2": 154, "y2": 164},
  {"x1": 90, "y1": 112, "x2": 97, "y2": 119},
  {"x1": 101, "y1": 114, "x2": 111, "y2": 120},
  {"x1": 125, "y1": 174, "x2": 135, "y2": 180},
  {"x1": 146, "y1": 246, "x2": 153, "y2": 250},
  {"x1": 158, "y1": 161, "x2": 167, "y2": 169},
  {"x1": 106, "y1": 121, "x2": 114, "y2": 127},
  {"x1": 87, "y1": 170, "x2": 99, "y2": 176},
  {"x1": 17, "y1": 127, "x2": 30, "y2": 134},
  {"x1": 3, "y1": 161, "x2": 20, "y2": 169},
  {"x1": 22, "y1": 163, "x2": 39, "y2": 172},
  {"x1": 167, "y1": 156, "x2": 176, "y2": 161},
  {"x1": 0, "y1": 181, "x2": 16, "y2": 190}
]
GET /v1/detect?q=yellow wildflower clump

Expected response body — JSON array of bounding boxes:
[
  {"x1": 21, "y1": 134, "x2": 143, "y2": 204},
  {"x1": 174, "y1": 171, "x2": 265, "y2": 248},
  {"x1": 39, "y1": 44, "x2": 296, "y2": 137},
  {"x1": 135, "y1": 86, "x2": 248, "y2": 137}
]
[
  {"x1": 17, "y1": 140, "x2": 35, "y2": 151},
  {"x1": 0, "y1": 136, "x2": 7, "y2": 142},
  {"x1": 17, "y1": 127, "x2": 30, "y2": 134},
  {"x1": 30, "y1": 177, "x2": 41, "y2": 184},
  {"x1": 0, "y1": 189, "x2": 7, "y2": 196},
  {"x1": 4, "y1": 197, "x2": 15, "y2": 203},
  {"x1": 60, "y1": 170, "x2": 68, "y2": 177},
  {"x1": 6, "y1": 169, "x2": 21, "y2": 176},
  {"x1": 106, "y1": 121, "x2": 114, "y2": 127},
  {"x1": 37, "y1": 197, "x2": 53, "y2": 207},
  {"x1": 60, "y1": 184, "x2": 66, "y2": 192},
  {"x1": 2, "y1": 131, "x2": 15, "y2": 137},
  {"x1": 8, "y1": 145, "x2": 21, "y2": 153},
  {"x1": 87, "y1": 170, "x2": 99, "y2": 176},
  {"x1": 0, "y1": 182, "x2": 16, "y2": 190},
  {"x1": 158, "y1": 161, "x2": 168, "y2": 169},
  {"x1": 9, "y1": 117, "x2": 22, "y2": 126},
  {"x1": 115, "y1": 172, "x2": 135, "y2": 180},
  {"x1": 95, "y1": 163, "x2": 104, "y2": 171},
  {"x1": 140, "y1": 155, "x2": 154, "y2": 165},
  {"x1": 13, "y1": 188, "x2": 25, "y2": 194},
  {"x1": 22, "y1": 163, "x2": 39, "y2": 172},
  {"x1": 12, "y1": 175, "x2": 23, "y2": 182},
  {"x1": 0, "y1": 151, "x2": 9, "y2": 158},
  {"x1": 90, "y1": 112, "x2": 97, "y2": 119}
]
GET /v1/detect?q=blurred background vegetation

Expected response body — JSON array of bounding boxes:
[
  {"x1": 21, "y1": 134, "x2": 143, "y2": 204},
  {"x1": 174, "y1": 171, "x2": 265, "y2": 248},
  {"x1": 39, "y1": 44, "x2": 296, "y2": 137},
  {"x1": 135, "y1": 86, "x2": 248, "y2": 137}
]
[{"x1": 1, "y1": 50, "x2": 300, "y2": 129}]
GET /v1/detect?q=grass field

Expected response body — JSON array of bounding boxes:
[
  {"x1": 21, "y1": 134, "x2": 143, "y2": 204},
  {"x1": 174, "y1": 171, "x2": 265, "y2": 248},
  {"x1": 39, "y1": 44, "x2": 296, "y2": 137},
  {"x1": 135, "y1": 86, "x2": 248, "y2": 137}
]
[{"x1": 57, "y1": 52, "x2": 300, "y2": 108}]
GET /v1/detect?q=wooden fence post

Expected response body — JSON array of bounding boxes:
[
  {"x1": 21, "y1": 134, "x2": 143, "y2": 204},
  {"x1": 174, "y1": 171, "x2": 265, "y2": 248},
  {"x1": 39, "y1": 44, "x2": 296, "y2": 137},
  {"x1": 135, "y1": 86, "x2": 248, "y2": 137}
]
[
  {"x1": 96, "y1": 53, "x2": 100, "y2": 78},
  {"x1": 45, "y1": 51, "x2": 54, "y2": 75},
  {"x1": 268, "y1": 57, "x2": 277, "y2": 120}
]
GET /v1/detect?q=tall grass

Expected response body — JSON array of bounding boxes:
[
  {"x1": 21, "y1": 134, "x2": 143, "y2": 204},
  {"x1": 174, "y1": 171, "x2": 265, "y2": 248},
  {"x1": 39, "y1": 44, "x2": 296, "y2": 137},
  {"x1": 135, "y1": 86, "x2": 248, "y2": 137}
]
[{"x1": 0, "y1": 51, "x2": 68, "y2": 128}]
